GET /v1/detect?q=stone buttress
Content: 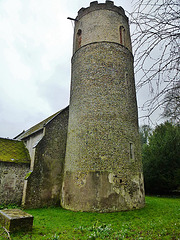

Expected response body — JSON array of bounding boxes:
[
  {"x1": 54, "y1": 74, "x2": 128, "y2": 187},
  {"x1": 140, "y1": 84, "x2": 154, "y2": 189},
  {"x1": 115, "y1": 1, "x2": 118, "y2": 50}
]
[{"x1": 61, "y1": 1, "x2": 145, "y2": 212}]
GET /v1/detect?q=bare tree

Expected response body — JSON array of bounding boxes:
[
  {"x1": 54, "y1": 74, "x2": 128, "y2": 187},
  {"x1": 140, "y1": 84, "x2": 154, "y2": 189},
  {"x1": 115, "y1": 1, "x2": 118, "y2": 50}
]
[
  {"x1": 130, "y1": 0, "x2": 180, "y2": 121},
  {"x1": 162, "y1": 82, "x2": 180, "y2": 122}
]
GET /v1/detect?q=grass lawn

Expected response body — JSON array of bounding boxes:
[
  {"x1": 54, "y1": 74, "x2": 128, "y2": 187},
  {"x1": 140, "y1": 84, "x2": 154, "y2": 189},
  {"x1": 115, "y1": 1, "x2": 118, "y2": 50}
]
[{"x1": 0, "y1": 196, "x2": 179, "y2": 239}]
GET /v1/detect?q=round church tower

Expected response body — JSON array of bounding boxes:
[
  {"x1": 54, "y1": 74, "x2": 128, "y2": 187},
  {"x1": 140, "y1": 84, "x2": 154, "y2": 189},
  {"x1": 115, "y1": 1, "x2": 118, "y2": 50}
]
[{"x1": 61, "y1": 1, "x2": 145, "y2": 212}]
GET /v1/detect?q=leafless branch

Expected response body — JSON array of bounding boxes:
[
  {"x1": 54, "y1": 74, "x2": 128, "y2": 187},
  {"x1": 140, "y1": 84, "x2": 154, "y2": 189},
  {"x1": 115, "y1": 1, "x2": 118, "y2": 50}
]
[{"x1": 129, "y1": 0, "x2": 180, "y2": 122}]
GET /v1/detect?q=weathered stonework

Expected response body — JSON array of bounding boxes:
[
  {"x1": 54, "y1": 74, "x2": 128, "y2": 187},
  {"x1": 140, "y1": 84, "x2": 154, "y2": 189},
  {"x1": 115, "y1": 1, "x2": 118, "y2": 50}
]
[
  {"x1": 0, "y1": 209, "x2": 33, "y2": 232},
  {"x1": 0, "y1": 162, "x2": 30, "y2": 205},
  {"x1": 61, "y1": 1, "x2": 145, "y2": 212},
  {"x1": 0, "y1": 1, "x2": 145, "y2": 212},
  {"x1": 0, "y1": 138, "x2": 30, "y2": 205},
  {"x1": 23, "y1": 107, "x2": 69, "y2": 208},
  {"x1": 73, "y1": 1, "x2": 132, "y2": 53}
]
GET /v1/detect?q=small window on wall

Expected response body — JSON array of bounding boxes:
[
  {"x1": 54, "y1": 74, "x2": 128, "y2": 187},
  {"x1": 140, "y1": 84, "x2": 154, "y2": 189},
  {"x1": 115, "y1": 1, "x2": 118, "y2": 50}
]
[
  {"x1": 76, "y1": 29, "x2": 82, "y2": 50},
  {"x1": 119, "y1": 26, "x2": 125, "y2": 45},
  {"x1": 125, "y1": 71, "x2": 129, "y2": 95},
  {"x1": 125, "y1": 72, "x2": 128, "y2": 85},
  {"x1": 130, "y1": 142, "x2": 135, "y2": 160}
]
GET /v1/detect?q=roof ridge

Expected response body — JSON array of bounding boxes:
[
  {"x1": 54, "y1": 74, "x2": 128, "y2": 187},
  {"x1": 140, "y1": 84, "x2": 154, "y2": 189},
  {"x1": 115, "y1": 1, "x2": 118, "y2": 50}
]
[
  {"x1": 0, "y1": 137, "x2": 21, "y2": 142},
  {"x1": 14, "y1": 106, "x2": 69, "y2": 140}
]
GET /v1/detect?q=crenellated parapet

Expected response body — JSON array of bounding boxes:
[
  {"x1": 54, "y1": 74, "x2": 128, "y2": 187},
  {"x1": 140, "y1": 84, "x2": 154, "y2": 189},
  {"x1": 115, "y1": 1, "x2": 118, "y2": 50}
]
[
  {"x1": 77, "y1": 1, "x2": 126, "y2": 21},
  {"x1": 73, "y1": 1, "x2": 132, "y2": 54}
]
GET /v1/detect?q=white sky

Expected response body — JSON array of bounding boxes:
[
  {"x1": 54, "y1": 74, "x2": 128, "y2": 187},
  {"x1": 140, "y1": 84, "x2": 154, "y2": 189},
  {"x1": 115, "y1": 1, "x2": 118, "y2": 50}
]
[{"x1": 0, "y1": 0, "x2": 160, "y2": 138}]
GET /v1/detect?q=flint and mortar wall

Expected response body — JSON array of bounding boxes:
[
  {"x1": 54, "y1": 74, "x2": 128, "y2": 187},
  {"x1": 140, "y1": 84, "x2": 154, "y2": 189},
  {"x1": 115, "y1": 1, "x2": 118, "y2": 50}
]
[
  {"x1": 24, "y1": 107, "x2": 69, "y2": 208},
  {"x1": 0, "y1": 162, "x2": 30, "y2": 205},
  {"x1": 62, "y1": 43, "x2": 144, "y2": 212},
  {"x1": 67, "y1": 42, "x2": 139, "y2": 172},
  {"x1": 62, "y1": 1, "x2": 145, "y2": 212}
]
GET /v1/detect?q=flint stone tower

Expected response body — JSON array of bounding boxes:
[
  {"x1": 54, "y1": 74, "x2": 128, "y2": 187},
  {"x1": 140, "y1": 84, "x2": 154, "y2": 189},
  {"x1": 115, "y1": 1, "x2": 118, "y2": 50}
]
[{"x1": 61, "y1": 1, "x2": 145, "y2": 212}]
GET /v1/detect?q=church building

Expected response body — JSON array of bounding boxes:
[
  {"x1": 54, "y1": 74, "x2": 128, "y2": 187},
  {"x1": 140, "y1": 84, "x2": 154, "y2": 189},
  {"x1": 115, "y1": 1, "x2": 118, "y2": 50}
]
[{"x1": 0, "y1": 1, "x2": 145, "y2": 212}]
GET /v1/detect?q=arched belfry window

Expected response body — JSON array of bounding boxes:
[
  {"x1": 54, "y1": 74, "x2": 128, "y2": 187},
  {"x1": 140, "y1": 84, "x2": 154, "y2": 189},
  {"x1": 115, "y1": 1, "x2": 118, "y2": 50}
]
[
  {"x1": 76, "y1": 29, "x2": 82, "y2": 50},
  {"x1": 119, "y1": 26, "x2": 125, "y2": 45}
]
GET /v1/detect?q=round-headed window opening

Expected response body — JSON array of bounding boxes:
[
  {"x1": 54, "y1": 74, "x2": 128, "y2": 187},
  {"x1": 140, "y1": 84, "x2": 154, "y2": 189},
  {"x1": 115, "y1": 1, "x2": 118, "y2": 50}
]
[
  {"x1": 119, "y1": 26, "x2": 125, "y2": 45},
  {"x1": 76, "y1": 29, "x2": 82, "y2": 50},
  {"x1": 77, "y1": 29, "x2": 82, "y2": 36}
]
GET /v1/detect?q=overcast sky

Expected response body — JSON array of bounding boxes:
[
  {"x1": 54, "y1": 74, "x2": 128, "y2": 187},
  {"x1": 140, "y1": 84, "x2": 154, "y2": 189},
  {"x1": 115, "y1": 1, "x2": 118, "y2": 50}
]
[{"x1": 0, "y1": 0, "x2": 160, "y2": 139}]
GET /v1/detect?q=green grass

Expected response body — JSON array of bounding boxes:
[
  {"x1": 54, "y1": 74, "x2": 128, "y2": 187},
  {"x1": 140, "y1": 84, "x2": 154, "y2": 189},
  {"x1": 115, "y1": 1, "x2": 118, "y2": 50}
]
[{"x1": 0, "y1": 196, "x2": 179, "y2": 239}]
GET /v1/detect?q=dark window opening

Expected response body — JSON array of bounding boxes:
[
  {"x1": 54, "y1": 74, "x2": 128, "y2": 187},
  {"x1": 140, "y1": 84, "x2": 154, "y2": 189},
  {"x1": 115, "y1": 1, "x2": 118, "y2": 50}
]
[
  {"x1": 120, "y1": 26, "x2": 125, "y2": 45},
  {"x1": 76, "y1": 29, "x2": 82, "y2": 49},
  {"x1": 125, "y1": 72, "x2": 128, "y2": 85}
]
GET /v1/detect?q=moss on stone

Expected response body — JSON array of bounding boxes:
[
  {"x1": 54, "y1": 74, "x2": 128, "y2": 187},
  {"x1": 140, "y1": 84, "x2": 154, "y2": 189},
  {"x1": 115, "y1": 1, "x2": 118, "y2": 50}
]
[
  {"x1": 24, "y1": 171, "x2": 32, "y2": 180},
  {"x1": 0, "y1": 138, "x2": 30, "y2": 164},
  {"x1": 0, "y1": 209, "x2": 33, "y2": 232}
]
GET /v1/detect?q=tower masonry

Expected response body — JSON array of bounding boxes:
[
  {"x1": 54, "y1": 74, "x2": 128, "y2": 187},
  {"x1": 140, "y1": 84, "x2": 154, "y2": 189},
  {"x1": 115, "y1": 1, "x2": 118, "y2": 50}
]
[{"x1": 61, "y1": 1, "x2": 145, "y2": 212}]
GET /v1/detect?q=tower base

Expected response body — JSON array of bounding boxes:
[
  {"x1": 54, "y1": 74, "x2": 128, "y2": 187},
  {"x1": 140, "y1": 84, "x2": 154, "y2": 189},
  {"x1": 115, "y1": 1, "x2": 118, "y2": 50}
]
[{"x1": 61, "y1": 170, "x2": 145, "y2": 212}]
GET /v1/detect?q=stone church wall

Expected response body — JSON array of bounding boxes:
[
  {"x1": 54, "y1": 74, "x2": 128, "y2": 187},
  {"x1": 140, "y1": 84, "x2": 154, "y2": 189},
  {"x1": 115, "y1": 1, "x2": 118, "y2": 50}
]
[
  {"x1": 0, "y1": 162, "x2": 30, "y2": 205},
  {"x1": 23, "y1": 107, "x2": 69, "y2": 208}
]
